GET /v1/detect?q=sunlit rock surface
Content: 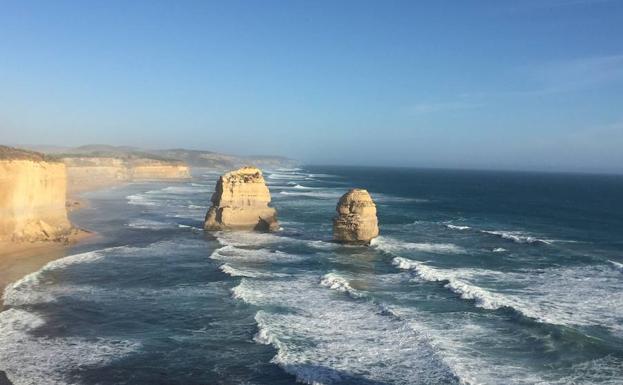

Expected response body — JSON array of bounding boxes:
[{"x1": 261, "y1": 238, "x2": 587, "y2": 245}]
[
  {"x1": 204, "y1": 167, "x2": 279, "y2": 232},
  {"x1": 333, "y1": 189, "x2": 379, "y2": 244}
]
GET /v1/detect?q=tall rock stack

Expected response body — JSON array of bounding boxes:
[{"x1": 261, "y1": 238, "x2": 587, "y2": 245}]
[
  {"x1": 204, "y1": 167, "x2": 279, "y2": 232},
  {"x1": 333, "y1": 189, "x2": 379, "y2": 244}
]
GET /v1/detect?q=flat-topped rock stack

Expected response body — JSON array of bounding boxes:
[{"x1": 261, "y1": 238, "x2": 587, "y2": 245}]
[
  {"x1": 204, "y1": 167, "x2": 279, "y2": 232},
  {"x1": 333, "y1": 189, "x2": 379, "y2": 244}
]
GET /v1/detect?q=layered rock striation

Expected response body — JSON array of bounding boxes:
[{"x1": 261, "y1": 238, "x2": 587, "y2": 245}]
[
  {"x1": 333, "y1": 189, "x2": 379, "y2": 244},
  {"x1": 61, "y1": 157, "x2": 191, "y2": 192},
  {"x1": 204, "y1": 167, "x2": 279, "y2": 232},
  {"x1": 0, "y1": 146, "x2": 73, "y2": 242}
]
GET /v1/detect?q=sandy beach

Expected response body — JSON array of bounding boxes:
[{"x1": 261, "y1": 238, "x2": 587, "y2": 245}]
[{"x1": 0, "y1": 230, "x2": 93, "y2": 309}]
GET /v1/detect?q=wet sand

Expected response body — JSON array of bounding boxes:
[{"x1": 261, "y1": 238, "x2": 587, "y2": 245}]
[{"x1": 0, "y1": 230, "x2": 93, "y2": 309}]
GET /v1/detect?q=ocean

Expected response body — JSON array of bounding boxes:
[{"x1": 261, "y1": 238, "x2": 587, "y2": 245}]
[{"x1": 1, "y1": 166, "x2": 622, "y2": 385}]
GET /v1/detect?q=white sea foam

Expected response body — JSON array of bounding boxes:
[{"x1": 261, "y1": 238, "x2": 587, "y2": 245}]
[
  {"x1": 307, "y1": 173, "x2": 337, "y2": 178},
  {"x1": 545, "y1": 356, "x2": 623, "y2": 385},
  {"x1": 306, "y1": 240, "x2": 339, "y2": 250},
  {"x1": 128, "y1": 218, "x2": 175, "y2": 229},
  {"x1": 392, "y1": 257, "x2": 508, "y2": 310},
  {"x1": 219, "y1": 263, "x2": 287, "y2": 278},
  {"x1": 0, "y1": 308, "x2": 140, "y2": 385},
  {"x1": 445, "y1": 224, "x2": 471, "y2": 231},
  {"x1": 279, "y1": 190, "x2": 342, "y2": 199},
  {"x1": 177, "y1": 224, "x2": 203, "y2": 230},
  {"x1": 608, "y1": 260, "x2": 623, "y2": 273},
  {"x1": 268, "y1": 173, "x2": 305, "y2": 180},
  {"x1": 319, "y1": 273, "x2": 363, "y2": 298},
  {"x1": 3, "y1": 251, "x2": 104, "y2": 306},
  {"x1": 492, "y1": 247, "x2": 507, "y2": 252},
  {"x1": 481, "y1": 230, "x2": 551, "y2": 245},
  {"x1": 220, "y1": 263, "x2": 261, "y2": 278},
  {"x1": 292, "y1": 184, "x2": 316, "y2": 190},
  {"x1": 159, "y1": 185, "x2": 211, "y2": 194},
  {"x1": 210, "y1": 245, "x2": 304, "y2": 263},
  {"x1": 214, "y1": 231, "x2": 292, "y2": 247},
  {"x1": 372, "y1": 236, "x2": 466, "y2": 254},
  {"x1": 393, "y1": 257, "x2": 623, "y2": 335},
  {"x1": 379, "y1": 288, "x2": 623, "y2": 385},
  {"x1": 373, "y1": 194, "x2": 430, "y2": 204},
  {"x1": 233, "y1": 277, "x2": 459, "y2": 384},
  {"x1": 126, "y1": 193, "x2": 158, "y2": 206}
]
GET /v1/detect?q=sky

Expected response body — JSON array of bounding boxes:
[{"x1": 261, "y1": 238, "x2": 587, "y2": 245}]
[{"x1": 0, "y1": 0, "x2": 622, "y2": 173}]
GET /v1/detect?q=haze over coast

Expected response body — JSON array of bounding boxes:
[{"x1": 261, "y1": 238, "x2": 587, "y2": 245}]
[{"x1": 1, "y1": 1, "x2": 622, "y2": 384}]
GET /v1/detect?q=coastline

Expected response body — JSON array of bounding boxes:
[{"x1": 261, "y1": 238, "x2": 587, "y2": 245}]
[
  {"x1": 0, "y1": 229, "x2": 93, "y2": 310},
  {"x1": 0, "y1": 178, "x2": 176, "y2": 309},
  {"x1": 0, "y1": 189, "x2": 100, "y2": 310}
]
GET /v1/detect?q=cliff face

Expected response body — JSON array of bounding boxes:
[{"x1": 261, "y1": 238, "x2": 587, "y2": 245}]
[
  {"x1": 204, "y1": 167, "x2": 279, "y2": 232},
  {"x1": 0, "y1": 158, "x2": 71, "y2": 242},
  {"x1": 27, "y1": 145, "x2": 298, "y2": 171},
  {"x1": 62, "y1": 157, "x2": 191, "y2": 192},
  {"x1": 333, "y1": 189, "x2": 379, "y2": 244},
  {"x1": 128, "y1": 159, "x2": 191, "y2": 180},
  {"x1": 150, "y1": 149, "x2": 299, "y2": 170}
]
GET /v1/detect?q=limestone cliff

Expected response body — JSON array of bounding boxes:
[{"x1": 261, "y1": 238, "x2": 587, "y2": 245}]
[
  {"x1": 61, "y1": 157, "x2": 191, "y2": 192},
  {"x1": 0, "y1": 146, "x2": 72, "y2": 242},
  {"x1": 204, "y1": 167, "x2": 279, "y2": 231},
  {"x1": 333, "y1": 189, "x2": 379, "y2": 244}
]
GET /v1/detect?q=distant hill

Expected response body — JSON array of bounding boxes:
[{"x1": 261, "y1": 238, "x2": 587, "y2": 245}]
[
  {"x1": 0, "y1": 145, "x2": 54, "y2": 162},
  {"x1": 26, "y1": 145, "x2": 299, "y2": 170},
  {"x1": 151, "y1": 149, "x2": 299, "y2": 169}
]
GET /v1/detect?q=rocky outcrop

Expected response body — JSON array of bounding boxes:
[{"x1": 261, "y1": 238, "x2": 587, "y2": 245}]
[
  {"x1": 61, "y1": 157, "x2": 191, "y2": 192},
  {"x1": 0, "y1": 146, "x2": 73, "y2": 242},
  {"x1": 333, "y1": 189, "x2": 379, "y2": 244},
  {"x1": 204, "y1": 167, "x2": 279, "y2": 231}
]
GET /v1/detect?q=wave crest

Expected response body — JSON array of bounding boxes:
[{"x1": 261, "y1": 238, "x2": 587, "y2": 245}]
[{"x1": 372, "y1": 236, "x2": 465, "y2": 254}]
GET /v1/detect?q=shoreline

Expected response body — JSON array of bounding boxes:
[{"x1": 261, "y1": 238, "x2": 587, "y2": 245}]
[
  {"x1": 0, "y1": 191, "x2": 99, "y2": 309},
  {"x1": 0, "y1": 229, "x2": 94, "y2": 310},
  {"x1": 0, "y1": 179, "x2": 184, "y2": 309}
]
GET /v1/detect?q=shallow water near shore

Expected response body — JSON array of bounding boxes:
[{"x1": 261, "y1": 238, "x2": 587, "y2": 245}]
[{"x1": 1, "y1": 166, "x2": 622, "y2": 385}]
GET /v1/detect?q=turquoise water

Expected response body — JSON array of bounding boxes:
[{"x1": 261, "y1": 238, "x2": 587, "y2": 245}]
[{"x1": 1, "y1": 166, "x2": 622, "y2": 384}]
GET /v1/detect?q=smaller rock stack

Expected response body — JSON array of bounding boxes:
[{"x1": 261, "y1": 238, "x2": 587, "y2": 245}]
[
  {"x1": 204, "y1": 167, "x2": 279, "y2": 232},
  {"x1": 333, "y1": 189, "x2": 379, "y2": 244}
]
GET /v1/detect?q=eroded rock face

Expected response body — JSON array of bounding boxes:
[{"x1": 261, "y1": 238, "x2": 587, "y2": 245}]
[
  {"x1": 62, "y1": 157, "x2": 191, "y2": 192},
  {"x1": 204, "y1": 167, "x2": 279, "y2": 232},
  {"x1": 0, "y1": 153, "x2": 73, "y2": 243},
  {"x1": 333, "y1": 189, "x2": 379, "y2": 244}
]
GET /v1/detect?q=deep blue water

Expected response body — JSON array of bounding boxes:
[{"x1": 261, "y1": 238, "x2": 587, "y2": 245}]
[{"x1": 1, "y1": 166, "x2": 622, "y2": 385}]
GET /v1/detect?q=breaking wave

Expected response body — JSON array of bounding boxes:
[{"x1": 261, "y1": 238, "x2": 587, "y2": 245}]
[
  {"x1": 268, "y1": 173, "x2": 305, "y2": 180},
  {"x1": 445, "y1": 224, "x2": 471, "y2": 231},
  {"x1": 371, "y1": 236, "x2": 466, "y2": 254},
  {"x1": 3, "y1": 250, "x2": 105, "y2": 306},
  {"x1": 279, "y1": 190, "x2": 342, "y2": 199},
  {"x1": 480, "y1": 230, "x2": 551, "y2": 245},
  {"x1": 0, "y1": 308, "x2": 140, "y2": 385},
  {"x1": 319, "y1": 273, "x2": 363, "y2": 298},
  {"x1": 608, "y1": 260, "x2": 623, "y2": 273},
  {"x1": 392, "y1": 257, "x2": 623, "y2": 335},
  {"x1": 234, "y1": 277, "x2": 459, "y2": 385}
]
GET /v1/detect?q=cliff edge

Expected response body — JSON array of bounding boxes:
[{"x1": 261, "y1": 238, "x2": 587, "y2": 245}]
[
  {"x1": 0, "y1": 146, "x2": 73, "y2": 242},
  {"x1": 204, "y1": 167, "x2": 279, "y2": 232},
  {"x1": 333, "y1": 189, "x2": 379, "y2": 244},
  {"x1": 61, "y1": 156, "x2": 191, "y2": 192}
]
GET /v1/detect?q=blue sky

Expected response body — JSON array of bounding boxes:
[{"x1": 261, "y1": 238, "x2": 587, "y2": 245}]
[{"x1": 1, "y1": 0, "x2": 622, "y2": 173}]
